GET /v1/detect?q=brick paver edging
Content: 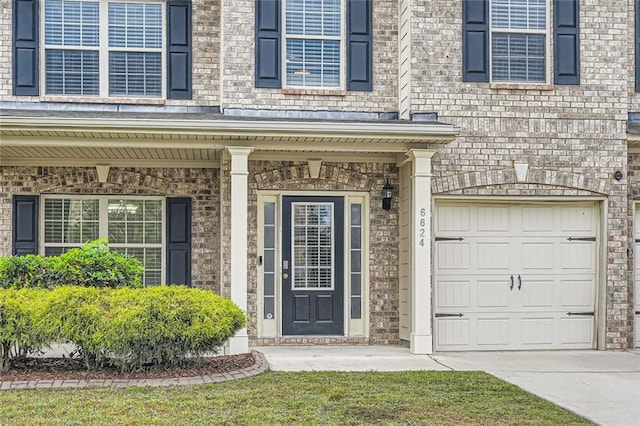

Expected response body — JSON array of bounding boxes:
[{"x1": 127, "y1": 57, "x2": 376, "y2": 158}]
[{"x1": 0, "y1": 350, "x2": 269, "y2": 391}]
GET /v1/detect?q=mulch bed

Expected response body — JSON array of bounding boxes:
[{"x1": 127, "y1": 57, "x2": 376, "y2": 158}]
[{"x1": 0, "y1": 353, "x2": 256, "y2": 382}]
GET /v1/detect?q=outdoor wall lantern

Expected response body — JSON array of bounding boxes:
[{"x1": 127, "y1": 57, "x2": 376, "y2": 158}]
[{"x1": 382, "y1": 179, "x2": 394, "y2": 211}]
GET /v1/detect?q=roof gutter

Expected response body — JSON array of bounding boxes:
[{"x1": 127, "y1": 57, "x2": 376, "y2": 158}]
[{"x1": 0, "y1": 115, "x2": 460, "y2": 142}]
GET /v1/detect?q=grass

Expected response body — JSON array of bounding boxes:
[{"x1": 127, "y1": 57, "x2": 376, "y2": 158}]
[{"x1": 0, "y1": 371, "x2": 590, "y2": 425}]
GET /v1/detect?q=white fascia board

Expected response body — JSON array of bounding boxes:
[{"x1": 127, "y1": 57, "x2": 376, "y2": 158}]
[{"x1": 0, "y1": 115, "x2": 460, "y2": 142}]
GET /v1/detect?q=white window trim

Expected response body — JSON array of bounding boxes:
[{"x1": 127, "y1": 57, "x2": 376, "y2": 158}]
[
  {"x1": 488, "y1": 0, "x2": 551, "y2": 84},
  {"x1": 282, "y1": 0, "x2": 346, "y2": 90},
  {"x1": 40, "y1": 195, "x2": 166, "y2": 285},
  {"x1": 40, "y1": 0, "x2": 166, "y2": 99}
]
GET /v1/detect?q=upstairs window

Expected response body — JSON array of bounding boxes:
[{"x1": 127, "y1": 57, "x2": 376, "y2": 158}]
[
  {"x1": 43, "y1": 0, "x2": 164, "y2": 97},
  {"x1": 490, "y1": 0, "x2": 548, "y2": 83},
  {"x1": 284, "y1": 0, "x2": 343, "y2": 88}
]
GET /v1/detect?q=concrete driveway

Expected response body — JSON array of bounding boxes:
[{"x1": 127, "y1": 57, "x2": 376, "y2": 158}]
[{"x1": 256, "y1": 346, "x2": 640, "y2": 426}]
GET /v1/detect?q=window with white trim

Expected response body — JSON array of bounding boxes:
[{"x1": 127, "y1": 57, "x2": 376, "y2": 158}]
[
  {"x1": 284, "y1": 0, "x2": 343, "y2": 88},
  {"x1": 43, "y1": 0, "x2": 164, "y2": 97},
  {"x1": 42, "y1": 196, "x2": 164, "y2": 285},
  {"x1": 490, "y1": 0, "x2": 548, "y2": 83}
]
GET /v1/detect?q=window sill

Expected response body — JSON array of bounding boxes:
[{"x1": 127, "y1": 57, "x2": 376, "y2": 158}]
[
  {"x1": 282, "y1": 88, "x2": 347, "y2": 96},
  {"x1": 490, "y1": 83, "x2": 554, "y2": 91},
  {"x1": 40, "y1": 96, "x2": 167, "y2": 105}
]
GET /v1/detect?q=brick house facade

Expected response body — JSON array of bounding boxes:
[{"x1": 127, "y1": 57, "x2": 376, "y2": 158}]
[{"x1": 0, "y1": 0, "x2": 637, "y2": 353}]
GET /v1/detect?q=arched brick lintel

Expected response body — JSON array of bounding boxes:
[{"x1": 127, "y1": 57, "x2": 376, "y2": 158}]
[
  {"x1": 433, "y1": 168, "x2": 610, "y2": 196},
  {"x1": 254, "y1": 164, "x2": 371, "y2": 191}
]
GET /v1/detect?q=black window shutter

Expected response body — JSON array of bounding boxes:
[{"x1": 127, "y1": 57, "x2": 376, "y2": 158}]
[
  {"x1": 554, "y1": 0, "x2": 580, "y2": 85},
  {"x1": 13, "y1": 0, "x2": 39, "y2": 96},
  {"x1": 167, "y1": 0, "x2": 192, "y2": 99},
  {"x1": 462, "y1": 0, "x2": 489, "y2": 82},
  {"x1": 13, "y1": 195, "x2": 39, "y2": 256},
  {"x1": 347, "y1": 0, "x2": 373, "y2": 91},
  {"x1": 636, "y1": 0, "x2": 640, "y2": 91},
  {"x1": 166, "y1": 198, "x2": 192, "y2": 286},
  {"x1": 255, "y1": 0, "x2": 281, "y2": 88}
]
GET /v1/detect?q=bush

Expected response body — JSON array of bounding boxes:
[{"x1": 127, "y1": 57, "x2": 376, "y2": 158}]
[
  {"x1": 39, "y1": 286, "x2": 108, "y2": 369},
  {"x1": 0, "y1": 288, "x2": 49, "y2": 372},
  {"x1": 0, "y1": 239, "x2": 143, "y2": 289},
  {"x1": 40, "y1": 286, "x2": 247, "y2": 371},
  {"x1": 54, "y1": 239, "x2": 143, "y2": 288},
  {"x1": 101, "y1": 286, "x2": 247, "y2": 371},
  {"x1": 0, "y1": 255, "x2": 56, "y2": 289}
]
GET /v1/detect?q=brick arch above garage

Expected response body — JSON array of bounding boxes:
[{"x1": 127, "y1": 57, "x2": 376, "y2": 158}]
[{"x1": 433, "y1": 168, "x2": 611, "y2": 196}]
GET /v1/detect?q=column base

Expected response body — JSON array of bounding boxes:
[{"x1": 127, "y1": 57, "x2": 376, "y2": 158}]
[
  {"x1": 410, "y1": 333, "x2": 433, "y2": 355},
  {"x1": 227, "y1": 332, "x2": 249, "y2": 355}
]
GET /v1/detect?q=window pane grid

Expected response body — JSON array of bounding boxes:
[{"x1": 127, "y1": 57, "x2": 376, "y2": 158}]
[
  {"x1": 43, "y1": 0, "x2": 163, "y2": 97},
  {"x1": 490, "y1": 0, "x2": 547, "y2": 83},
  {"x1": 43, "y1": 196, "x2": 164, "y2": 285},
  {"x1": 292, "y1": 203, "x2": 334, "y2": 290},
  {"x1": 285, "y1": 0, "x2": 342, "y2": 88},
  {"x1": 492, "y1": 33, "x2": 545, "y2": 82},
  {"x1": 350, "y1": 204, "x2": 362, "y2": 319}
]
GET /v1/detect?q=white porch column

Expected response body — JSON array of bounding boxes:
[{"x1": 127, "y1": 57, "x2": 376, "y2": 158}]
[
  {"x1": 226, "y1": 146, "x2": 253, "y2": 354},
  {"x1": 409, "y1": 149, "x2": 436, "y2": 354}
]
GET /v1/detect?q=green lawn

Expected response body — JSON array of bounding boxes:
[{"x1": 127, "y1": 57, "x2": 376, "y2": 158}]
[{"x1": 0, "y1": 371, "x2": 590, "y2": 425}]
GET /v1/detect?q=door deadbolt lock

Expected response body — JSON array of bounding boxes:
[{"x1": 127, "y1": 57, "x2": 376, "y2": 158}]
[{"x1": 282, "y1": 273, "x2": 289, "y2": 279}]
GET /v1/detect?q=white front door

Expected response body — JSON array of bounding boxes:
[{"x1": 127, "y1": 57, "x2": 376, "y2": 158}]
[{"x1": 434, "y1": 202, "x2": 598, "y2": 351}]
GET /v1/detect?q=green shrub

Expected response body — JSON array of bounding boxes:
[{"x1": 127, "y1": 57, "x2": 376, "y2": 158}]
[
  {"x1": 39, "y1": 286, "x2": 108, "y2": 369},
  {"x1": 101, "y1": 286, "x2": 247, "y2": 371},
  {"x1": 0, "y1": 255, "x2": 56, "y2": 289},
  {"x1": 40, "y1": 286, "x2": 247, "y2": 371},
  {"x1": 0, "y1": 239, "x2": 143, "y2": 289},
  {"x1": 54, "y1": 239, "x2": 143, "y2": 288},
  {"x1": 0, "y1": 288, "x2": 49, "y2": 372}
]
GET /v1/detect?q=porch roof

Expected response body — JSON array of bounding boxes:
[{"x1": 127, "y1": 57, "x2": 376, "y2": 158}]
[{"x1": 0, "y1": 108, "x2": 459, "y2": 167}]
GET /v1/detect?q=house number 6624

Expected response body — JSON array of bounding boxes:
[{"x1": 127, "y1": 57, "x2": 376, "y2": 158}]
[{"x1": 418, "y1": 208, "x2": 426, "y2": 247}]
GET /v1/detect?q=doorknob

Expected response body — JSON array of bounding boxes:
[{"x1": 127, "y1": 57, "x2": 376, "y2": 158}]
[{"x1": 282, "y1": 273, "x2": 289, "y2": 280}]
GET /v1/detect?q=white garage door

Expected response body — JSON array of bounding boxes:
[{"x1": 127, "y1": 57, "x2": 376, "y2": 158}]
[
  {"x1": 634, "y1": 207, "x2": 640, "y2": 348},
  {"x1": 434, "y1": 202, "x2": 598, "y2": 351}
]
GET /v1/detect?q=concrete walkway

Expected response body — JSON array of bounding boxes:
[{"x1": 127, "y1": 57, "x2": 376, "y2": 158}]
[{"x1": 256, "y1": 346, "x2": 640, "y2": 426}]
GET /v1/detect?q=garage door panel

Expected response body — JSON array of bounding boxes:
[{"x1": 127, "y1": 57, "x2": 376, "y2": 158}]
[
  {"x1": 477, "y1": 318, "x2": 510, "y2": 346},
  {"x1": 560, "y1": 317, "x2": 593, "y2": 347},
  {"x1": 436, "y1": 318, "x2": 470, "y2": 347},
  {"x1": 436, "y1": 206, "x2": 470, "y2": 232},
  {"x1": 522, "y1": 206, "x2": 554, "y2": 232},
  {"x1": 477, "y1": 206, "x2": 510, "y2": 232},
  {"x1": 521, "y1": 243, "x2": 554, "y2": 270},
  {"x1": 477, "y1": 243, "x2": 510, "y2": 269},
  {"x1": 519, "y1": 280, "x2": 554, "y2": 307},
  {"x1": 561, "y1": 206, "x2": 596, "y2": 233},
  {"x1": 561, "y1": 243, "x2": 594, "y2": 270},
  {"x1": 477, "y1": 279, "x2": 511, "y2": 308},
  {"x1": 437, "y1": 280, "x2": 470, "y2": 308},
  {"x1": 560, "y1": 280, "x2": 593, "y2": 307},
  {"x1": 437, "y1": 243, "x2": 470, "y2": 270},
  {"x1": 520, "y1": 317, "x2": 555, "y2": 346}
]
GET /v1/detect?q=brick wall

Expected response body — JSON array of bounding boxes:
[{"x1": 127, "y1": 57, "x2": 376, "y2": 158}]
[
  {"x1": 0, "y1": 0, "x2": 220, "y2": 105},
  {"x1": 410, "y1": 0, "x2": 631, "y2": 349},
  {"x1": 0, "y1": 166, "x2": 220, "y2": 290},
  {"x1": 220, "y1": 0, "x2": 398, "y2": 112}
]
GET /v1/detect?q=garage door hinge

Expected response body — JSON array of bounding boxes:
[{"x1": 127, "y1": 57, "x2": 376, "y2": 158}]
[
  {"x1": 566, "y1": 311, "x2": 594, "y2": 316},
  {"x1": 567, "y1": 237, "x2": 596, "y2": 242},
  {"x1": 435, "y1": 313, "x2": 464, "y2": 318},
  {"x1": 434, "y1": 237, "x2": 464, "y2": 242}
]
